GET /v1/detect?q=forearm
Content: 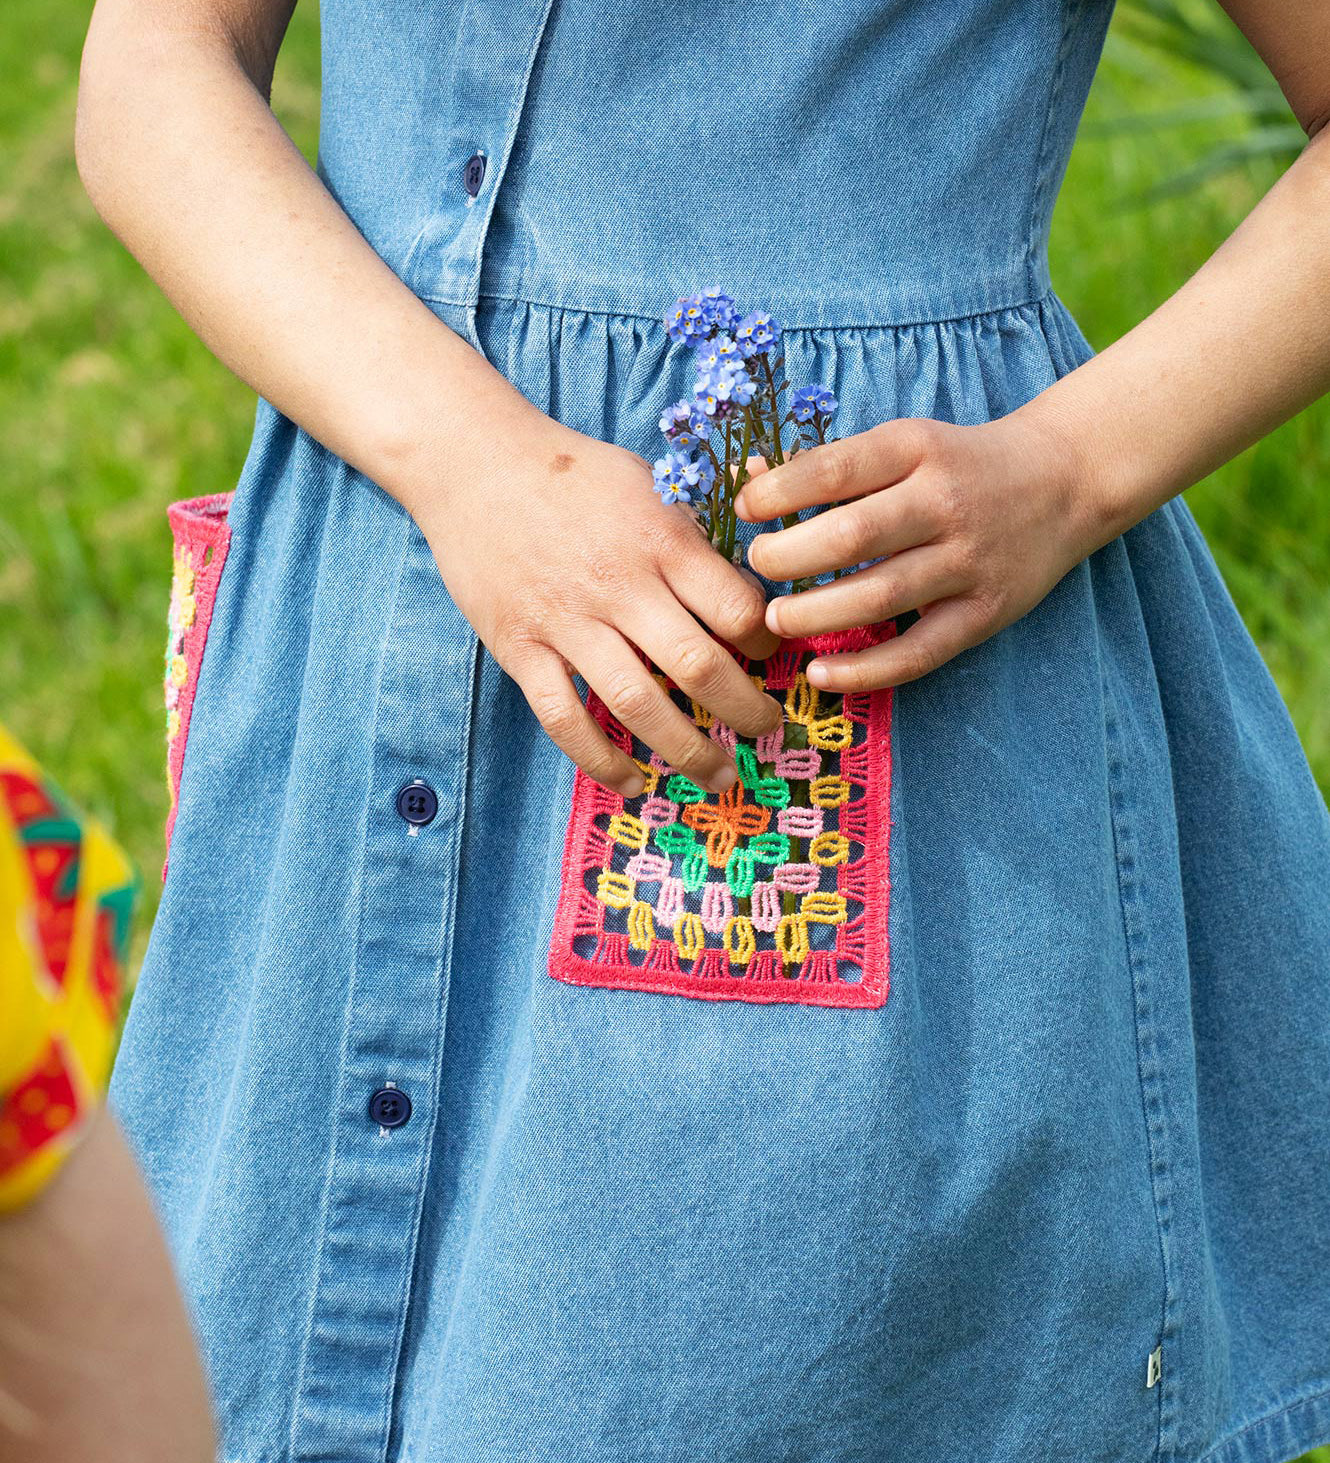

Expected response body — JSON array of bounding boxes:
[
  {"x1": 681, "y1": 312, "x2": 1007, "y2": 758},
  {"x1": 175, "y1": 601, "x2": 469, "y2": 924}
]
[
  {"x1": 74, "y1": 1, "x2": 548, "y2": 519},
  {"x1": 1015, "y1": 124, "x2": 1330, "y2": 546}
]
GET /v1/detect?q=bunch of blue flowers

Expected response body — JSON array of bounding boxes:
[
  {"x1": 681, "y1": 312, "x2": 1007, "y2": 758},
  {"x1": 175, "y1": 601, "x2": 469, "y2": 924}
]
[{"x1": 654, "y1": 288, "x2": 838, "y2": 564}]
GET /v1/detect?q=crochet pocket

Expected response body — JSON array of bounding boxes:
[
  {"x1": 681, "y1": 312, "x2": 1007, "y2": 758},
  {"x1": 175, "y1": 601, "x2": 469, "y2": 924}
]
[
  {"x1": 548, "y1": 623, "x2": 894, "y2": 1007},
  {"x1": 162, "y1": 492, "x2": 234, "y2": 881}
]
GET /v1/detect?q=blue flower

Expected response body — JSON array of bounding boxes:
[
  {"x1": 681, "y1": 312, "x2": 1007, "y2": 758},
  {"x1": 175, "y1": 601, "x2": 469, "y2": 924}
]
[
  {"x1": 698, "y1": 287, "x2": 740, "y2": 333},
  {"x1": 694, "y1": 360, "x2": 757, "y2": 416},
  {"x1": 734, "y1": 310, "x2": 782, "y2": 357},
  {"x1": 694, "y1": 334, "x2": 744, "y2": 374},
  {"x1": 791, "y1": 384, "x2": 839, "y2": 423},
  {"x1": 660, "y1": 397, "x2": 705, "y2": 435},
  {"x1": 665, "y1": 294, "x2": 710, "y2": 345},
  {"x1": 681, "y1": 455, "x2": 716, "y2": 492},
  {"x1": 653, "y1": 450, "x2": 714, "y2": 505},
  {"x1": 660, "y1": 397, "x2": 711, "y2": 450},
  {"x1": 727, "y1": 368, "x2": 759, "y2": 407},
  {"x1": 694, "y1": 381, "x2": 733, "y2": 420}
]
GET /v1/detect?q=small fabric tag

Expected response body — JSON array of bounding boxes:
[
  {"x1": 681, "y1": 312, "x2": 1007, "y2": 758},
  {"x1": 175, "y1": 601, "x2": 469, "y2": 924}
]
[{"x1": 1146, "y1": 1346, "x2": 1163, "y2": 1389}]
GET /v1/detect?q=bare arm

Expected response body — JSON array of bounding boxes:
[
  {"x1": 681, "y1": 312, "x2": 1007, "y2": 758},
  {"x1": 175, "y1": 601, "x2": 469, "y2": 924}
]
[
  {"x1": 76, "y1": 0, "x2": 783, "y2": 794},
  {"x1": 734, "y1": 0, "x2": 1330, "y2": 688},
  {"x1": 1027, "y1": 0, "x2": 1330, "y2": 543},
  {"x1": 0, "y1": 1108, "x2": 215, "y2": 1463},
  {"x1": 75, "y1": 0, "x2": 530, "y2": 501}
]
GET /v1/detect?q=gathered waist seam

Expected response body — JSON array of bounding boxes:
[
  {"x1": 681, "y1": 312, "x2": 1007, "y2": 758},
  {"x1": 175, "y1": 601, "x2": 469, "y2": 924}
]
[{"x1": 416, "y1": 282, "x2": 1062, "y2": 333}]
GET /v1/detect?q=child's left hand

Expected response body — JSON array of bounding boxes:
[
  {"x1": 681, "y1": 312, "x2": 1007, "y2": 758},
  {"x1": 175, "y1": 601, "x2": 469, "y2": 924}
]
[{"x1": 734, "y1": 412, "x2": 1106, "y2": 692}]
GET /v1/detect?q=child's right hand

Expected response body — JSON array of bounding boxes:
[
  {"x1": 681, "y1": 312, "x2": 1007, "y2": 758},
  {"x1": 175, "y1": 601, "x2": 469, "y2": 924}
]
[{"x1": 411, "y1": 419, "x2": 785, "y2": 798}]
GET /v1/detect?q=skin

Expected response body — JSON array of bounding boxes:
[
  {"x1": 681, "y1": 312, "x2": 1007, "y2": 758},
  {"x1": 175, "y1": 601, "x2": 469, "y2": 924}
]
[
  {"x1": 73, "y1": 1, "x2": 1330, "y2": 779},
  {"x1": 0, "y1": 1107, "x2": 217, "y2": 1463}
]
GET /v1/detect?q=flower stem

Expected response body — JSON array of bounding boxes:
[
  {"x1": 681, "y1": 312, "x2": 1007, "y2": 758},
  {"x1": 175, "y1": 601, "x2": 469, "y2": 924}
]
[
  {"x1": 761, "y1": 354, "x2": 785, "y2": 466},
  {"x1": 728, "y1": 414, "x2": 754, "y2": 560}
]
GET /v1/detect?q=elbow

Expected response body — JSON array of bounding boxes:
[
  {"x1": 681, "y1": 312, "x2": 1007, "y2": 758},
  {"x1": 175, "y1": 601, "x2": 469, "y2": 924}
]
[
  {"x1": 73, "y1": 24, "x2": 124, "y2": 218},
  {"x1": 73, "y1": 8, "x2": 175, "y2": 220},
  {"x1": 73, "y1": 92, "x2": 105, "y2": 215}
]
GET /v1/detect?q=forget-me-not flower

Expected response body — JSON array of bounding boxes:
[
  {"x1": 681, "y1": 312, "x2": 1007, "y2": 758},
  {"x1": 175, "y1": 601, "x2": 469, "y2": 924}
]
[
  {"x1": 660, "y1": 397, "x2": 711, "y2": 448},
  {"x1": 694, "y1": 334, "x2": 744, "y2": 375},
  {"x1": 653, "y1": 450, "x2": 715, "y2": 505},
  {"x1": 791, "y1": 385, "x2": 839, "y2": 423},
  {"x1": 698, "y1": 287, "x2": 740, "y2": 333},
  {"x1": 734, "y1": 310, "x2": 782, "y2": 358},
  {"x1": 665, "y1": 294, "x2": 710, "y2": 345},
  {"x1": 695, "y1": 361, "x2": 757, "y2": 416}
]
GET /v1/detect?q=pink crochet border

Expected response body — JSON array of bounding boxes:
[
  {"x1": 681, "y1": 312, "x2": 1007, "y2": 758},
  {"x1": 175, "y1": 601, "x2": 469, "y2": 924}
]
[
  {"x1": 162, "y1": 491, "x2": 234, "y2": 881},
  {"x1": 548, "y1": 622, "x2": 894, "y2": 1008}
]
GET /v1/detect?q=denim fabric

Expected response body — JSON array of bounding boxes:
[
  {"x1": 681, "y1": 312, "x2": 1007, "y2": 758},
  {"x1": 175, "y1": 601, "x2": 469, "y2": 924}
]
[{"x1": 110, "y1": 0, "x2": 1330, "y2": 1459}]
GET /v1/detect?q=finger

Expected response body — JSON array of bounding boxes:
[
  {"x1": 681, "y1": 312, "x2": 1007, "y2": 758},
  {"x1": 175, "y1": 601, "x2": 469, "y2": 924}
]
[
  {"x1": 728, "y1": 454, "x2": 771, "y2": 485},
  {"x1": 666, "y1": 544, "x2": 782, "y2": 662},
  {"x1": 625, "y1": 596, "x2": 784, "y2": 740},
  {"x1": 734, "y1": 419, "x2": 934, "y2": 522},
  {"x1": 572, "y1": 626, "x2": 742, "y2": 794},
  {"x1": 765, "y1": 549, "x2": 970, "y2": 638},
  {"x1": 746, "y1": 483, "x2": 937, "y2": 582},
  {"x1": 804, "y1": 598, "x2": 989, "y2": 691},
  {"x1": 515, "y1": 650, "x2": 648, "y2": 796}
]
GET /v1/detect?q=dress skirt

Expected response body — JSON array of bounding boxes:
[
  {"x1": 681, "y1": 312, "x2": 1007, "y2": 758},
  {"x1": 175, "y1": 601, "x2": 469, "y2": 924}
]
[{"x1": 109, "y1": 281, "x2": 1330, "y2": 1463}]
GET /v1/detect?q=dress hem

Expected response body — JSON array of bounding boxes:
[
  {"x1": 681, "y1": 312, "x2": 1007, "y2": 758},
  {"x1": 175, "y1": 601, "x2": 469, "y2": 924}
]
[
  {"x1": 1198, "y1": 1382, "x2": 1330, "y2": 1463},
  {"x1": 214, "y1": 1385, "x2": 1330, "y2": 1463}
]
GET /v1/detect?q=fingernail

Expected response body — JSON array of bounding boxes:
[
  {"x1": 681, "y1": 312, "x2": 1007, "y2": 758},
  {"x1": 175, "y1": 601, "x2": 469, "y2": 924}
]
[
  {"x1": 807, "y1": 661, "x2": 830, "y2": 688},
  {"x1": 767, "y1": 598, "x2": 785, "y2": 634},
  {"x1": 617, "y1": 774, "x2": 646, "y2": 797},
  {"x1": 706, "y1": 764, "x2": 739, "y2": 794}
]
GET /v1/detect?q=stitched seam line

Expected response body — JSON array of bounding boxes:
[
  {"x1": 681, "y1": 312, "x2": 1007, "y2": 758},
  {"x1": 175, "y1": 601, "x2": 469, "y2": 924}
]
[
  {"x1": 1024, "y1": 0, "x2": 1079, "y2": 270},
  {"x1": 1196, "y1": 1382, "x2": 1330, "y2": 1462},
  {"x1": 380, "y1": 625, "x2": 484, "y2": 1459},
  {"x1": 418, "y1": 286, "x2": 1060, "y2": 333},
  {"x1": 458, "y1": 0, "x2": 561, "y2": 308},
  {"x1": 1103, "y1": 668, "x2": 1179, "y2": 1463}
]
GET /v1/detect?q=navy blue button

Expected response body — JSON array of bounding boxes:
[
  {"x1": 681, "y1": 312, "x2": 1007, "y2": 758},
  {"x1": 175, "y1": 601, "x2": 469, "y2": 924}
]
[
  {"x1": 396, "y1": 779, "x2": 438, "y2": 826},
  {"x1": 463, "y1": 152, "x2": 486, "y2": 197},
  {"x1": 368, "y1": 1087, "x2": 411, "y2": 1128}
]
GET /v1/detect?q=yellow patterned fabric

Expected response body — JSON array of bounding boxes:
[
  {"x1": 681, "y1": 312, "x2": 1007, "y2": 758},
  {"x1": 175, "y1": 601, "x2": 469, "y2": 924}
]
[{"x1": 0, "y1": 724, "x2": 137, "y2": 1213}]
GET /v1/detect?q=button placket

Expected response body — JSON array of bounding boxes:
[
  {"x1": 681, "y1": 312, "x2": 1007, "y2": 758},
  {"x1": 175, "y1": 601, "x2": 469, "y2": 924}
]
[
  {"x1": 420, "y1": 0, "x2": 559, "y2": 309},
  {"x1": 288, "y1": 522, "x2": 482, "y2": 1462}
]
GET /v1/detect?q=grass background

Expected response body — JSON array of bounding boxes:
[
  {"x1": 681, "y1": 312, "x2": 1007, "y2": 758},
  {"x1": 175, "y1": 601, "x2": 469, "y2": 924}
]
[{"x1": 0, "y1": 8, "x2": 1326, "y2": 1453}]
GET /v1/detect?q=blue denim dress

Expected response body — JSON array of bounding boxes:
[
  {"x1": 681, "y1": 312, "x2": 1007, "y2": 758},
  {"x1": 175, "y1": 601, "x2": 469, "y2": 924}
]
[{"x1": 110, "y1": 0, "x2": 1330, "y2": 1459}]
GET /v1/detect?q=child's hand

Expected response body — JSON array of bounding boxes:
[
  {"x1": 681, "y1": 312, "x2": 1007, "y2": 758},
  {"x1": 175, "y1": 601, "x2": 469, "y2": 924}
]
[
  {"x1": 734, "y1": 413, "x2": 1098, "y2": 691},
  {"x1": 412, "y1": 420, "x2": 783, "y2": 797}
]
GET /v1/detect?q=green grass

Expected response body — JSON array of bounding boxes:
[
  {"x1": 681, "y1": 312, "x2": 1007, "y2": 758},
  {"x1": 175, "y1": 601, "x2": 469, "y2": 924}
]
[
  {"x1": 1, "y1": 7, "x2": 1328, "y2": 1460},
  {"x1": 0, "y1": 3, "x2": 321, "y2": 969}
]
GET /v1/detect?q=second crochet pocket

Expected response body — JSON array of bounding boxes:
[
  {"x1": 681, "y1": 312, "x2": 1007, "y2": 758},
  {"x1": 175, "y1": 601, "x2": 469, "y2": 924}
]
[
  {"x1": 162, "y1": 492, "x2": 234, "y2": 881},
  {"x1": 548, "y1": 623, "x2": 895, "y2": 1007}
]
